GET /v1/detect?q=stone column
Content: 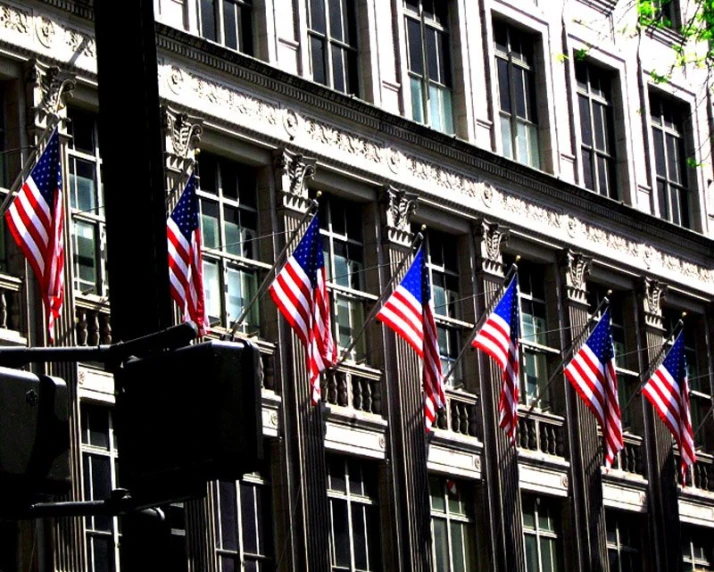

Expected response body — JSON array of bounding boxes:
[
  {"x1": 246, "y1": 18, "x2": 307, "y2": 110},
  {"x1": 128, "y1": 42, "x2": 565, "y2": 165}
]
[
  {"x1": 472, "y1": 220, "x2": 525, "y2": 572},
  {"x1": 271, "y1": 148, "x2": 330, "y2": 571},
  {"x1": 377, "y1": 186, "x2": 433, "y2": 571},
  {"x1": 558, "y1": 250, "x2": 608, "y2": 572},
  {"x1": 638, "y1": 278, "x2": 682, "y2": 572},
  {"x1": 161, "y1": 106, "x2": 212, "y2": 571},
  {"x1": 22, "y1": 59, "x2": 86, "y2": 572}
]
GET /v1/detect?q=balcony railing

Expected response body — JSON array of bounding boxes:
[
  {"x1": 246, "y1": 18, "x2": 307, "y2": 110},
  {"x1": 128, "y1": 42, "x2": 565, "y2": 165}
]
[
  {"x1": 0, "y1": 275, "x2": 23, "y2": 333},
  {"x1": 517, "y1": 409, "x2": 565, "y2": 457},
  {"x1": 75, "y1": 307, "x2": 112, "y2": 346},
  {"x1": 436, "y1": 389, "x2": 479, "y2": 438},
  {"x1": 690, "y1": 452, "x2": 714, "y2": 492},
  {"x1": 323, "y1": 369, "x2": 382, "y2": 415},
  {"x1": 610, "y1": 434, "x2": 644, "y2": 476}
]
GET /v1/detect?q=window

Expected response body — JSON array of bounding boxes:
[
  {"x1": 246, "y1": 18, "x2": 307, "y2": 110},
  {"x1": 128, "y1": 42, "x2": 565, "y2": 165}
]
[
  {"x1": 404, "y1": 0, "x2": 454, "y2": 134},
  {"x1": 81, "y1": 404, "x2": 120, "y2": 572},
  {"x1": 327, "y1": 456, "x2": 381, "y2": 571},
  {"x1": 429, "y1": 476, "x2": 477, "y2": 571},
  {"x1": 650, "y1": 92, "x2": 690, "y2": 228},
  {"x1": 198, "y1": 154, "x2": 261, "y2": 334},
  {"x1": 425, "y1": 231, "x2": 463, "y2": 386},
  {"x1": 68, "y1": 108, "x2": 107, "y2": 297},
  {"x1": 588, "y1": 287, "x2": 639, "y2": 432},
  {"x1": 576, "y1": 60, "x2": 617, "y2": 199},
  {"x1": 606, "y1": 511, "x2": 642, "y2": 572},
  {"x1": 494, "y1": 21, "x2": 540, "y2": 168},
  {"x1": 641, "y1": 0, "x2": 679, "y2": 28},
  {"x1": 213, "y1": 472, "x2": 274, "y2": 570},
  {"x1": 522, "y1": 495, "x2": 563, "y2": 572},
  {"x1": 308, "y1": 0, "x2": 359, "y2": 95},
  {"x1": 682, "y1": 526, "x2": 714, "y2": 571},
  {"x1": 197, "y1": 0, "x2": 253, "y2": 54},
  {"x1": 516, "y1": 261, "x2": 558, "y2": 409},
  {"x1": 319, "y1": 196, "x2": 368, "y2": 363}
]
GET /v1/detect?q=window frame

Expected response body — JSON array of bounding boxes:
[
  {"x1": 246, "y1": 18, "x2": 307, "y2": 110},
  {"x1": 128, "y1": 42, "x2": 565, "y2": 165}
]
[
  {"x1": 522, "y1": 494, "x2": 563, "y2": 572},
  {"x1": 429, "y1": 476, "x2": 477, "y2": 571},
  {"x1": 606, "y1": 511, "x2": 643, "y2": 572},
  {"x1": 67, "y1": 108, "x2": 107, "y2": 299},
  {"x1": 307, "y1": 0, "x2": 360, "y2": 95},
  {"x1": 404, "y1": 0, "x2": 455, "y2": 134},
  {"x1": 196, "y1": 0, "x2": 254, "y2": 55},
  {"x1": 682, "y1": 526, "x2": 714, "y2": 571}
]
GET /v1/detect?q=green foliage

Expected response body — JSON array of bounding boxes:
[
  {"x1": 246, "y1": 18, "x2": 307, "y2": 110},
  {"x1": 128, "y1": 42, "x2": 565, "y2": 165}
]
[{"x1": 649, "y1": 70, "x2": 669, "y2": 84}]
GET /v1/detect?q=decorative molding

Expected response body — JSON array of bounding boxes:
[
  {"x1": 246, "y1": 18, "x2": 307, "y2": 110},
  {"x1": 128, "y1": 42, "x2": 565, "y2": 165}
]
[
  {"x1": 162, "y1": 106, "x2": 203, "y2": 160},
  {"x1": 641, "y1": 277, "x2": 667, "y2": 330},
  {"x1": 273, "y1": 148, "x2": 316, "y2": 212},
  {"x1": 381, "y1": 186, "x2": 417, "y2": 246},
  {"x1": 0, "y1": 3, "x2": 30, "y2": 35},
  {"x1": 24, "y1": 60, "x2": 75, "y2": 130},
  {"x1": 35, "y1": 15, "x2": 56, "y2": 48},
  {"x1": 473, "y1": 220, "x2": 509, "y2": 275},
  {"x1": 560, "y1": 249, "x2": 592, "y2": 304}
]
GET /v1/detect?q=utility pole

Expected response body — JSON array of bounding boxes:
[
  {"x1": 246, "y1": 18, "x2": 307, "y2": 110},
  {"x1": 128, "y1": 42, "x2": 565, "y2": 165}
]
[{"x1": 94, "y1": 0, "x2": 173, "y2": 567}]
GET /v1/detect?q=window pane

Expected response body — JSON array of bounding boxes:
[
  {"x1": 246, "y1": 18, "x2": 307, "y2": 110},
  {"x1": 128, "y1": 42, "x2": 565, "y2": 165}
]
[
  {"x1": 74, "y1": 221, "x2": 98, "y2": 290},
  {"x1": 311, "y1": 36, "x2": 327, "y2": 86},
  {"x1": 411, "y1": 77, "x2": 425, "y2": 123},
  {"x1": 200, "y1": 0, "x2": 217, "y2": 41},
  {"x1": 223, "y1": 1, "x2": 238, "y2": 50},
  {"x1": 433, "y1": 519, "x2": 449, "y2": 571},
  {"x1": 203, "y1": 260, "x2": 221, "y2": 321},
  {"x1": 329, "y1": 0, "x2": 344, "y2": 42},
  {"x1": 331, "y1": 499, "x2": 350, "y2": 567},
  {"x1": 310, "y1": 0, "x2": 326, "y2": 32},
  {"x1": 241, "y1": 483, "x2": 258, "y2": 554},
  {"x1": 501, "y1": 115, "x2": 513, "y2": 159},
  {"x1": 353, "y1": 506, "x2": 368, "y2": 570},
  {"x1": 218, "y1": 481, "x2": 238, "y2": 550},
  {"x1": 332, "y1": 45, "x2": 346, "y2": 93},
  {"x1": 498, "y1": 58, "x2": 511, "y2": 112},
  {"x1": 201, "y1": 201, "x2": 221, "y2": 249},
  {"x1": 407, "y1": 18, "x2": 424, "y2": 75}
]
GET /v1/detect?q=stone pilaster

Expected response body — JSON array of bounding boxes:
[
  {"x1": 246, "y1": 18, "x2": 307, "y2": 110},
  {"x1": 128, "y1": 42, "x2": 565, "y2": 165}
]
[
  {"x1": 271, "y1": 148, "x2": 328, "y2": 571},
  {"x1": 638, "y1": 277, "x2": 682, "y2": 572},
  {"x1": 558, "y1": 249, "x2": 608, "y2": 572},
  {"x1": 378, "y1": 185, "x2": 430, "y2": 571},
  {"x1": 472, "y1": 219, "x2": 525, "y2": 572},
  {"x1": 23, "y1": 59, "x2": 85, "y2": 572}
]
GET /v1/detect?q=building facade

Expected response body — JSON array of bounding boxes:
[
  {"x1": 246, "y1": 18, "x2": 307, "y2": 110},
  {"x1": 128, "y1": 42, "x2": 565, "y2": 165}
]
[{"x1": 0, "y1": 0, "x2": 713, "y2": 570}]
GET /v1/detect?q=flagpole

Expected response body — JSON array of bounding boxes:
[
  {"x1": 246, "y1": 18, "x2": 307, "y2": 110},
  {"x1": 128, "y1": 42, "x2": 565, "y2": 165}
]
[
  {"x1": 328, "y1": 230, "x2": 425, "y2": 372},
  {"x1": 442, "y1": 260, "x2": 520, "y2": 385},
  {"x1": 226, "y1": 197, "x2": 320, "y2": 337},
  {"x1": 619, "y1": 316, "x2": 685, "y2": 415},
  {"x1": 520, "y1": 293, "x2": 612, "y2": 422},
  {"x1": 0, "y1": 115, "x2": 63, "y2": 218}
]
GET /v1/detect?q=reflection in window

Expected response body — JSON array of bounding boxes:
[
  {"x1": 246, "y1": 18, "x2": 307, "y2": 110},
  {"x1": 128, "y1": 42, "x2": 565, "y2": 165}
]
[
  {"x1": 425, "y1": 231, "x2": 463, "y2": 386},
  {"x1": 327, "y1": 456, "x2": 381, "y2": 571},
  {"x1": 68, "y1": 108, "x2": 106, "y2": 297},
  {"x1": 319, "y1": 196, "x2": 368, "y2": 363},
  {"x1": 606, "y1": 511, "x2": 642, "y2": 572},
  {"x1": 198, "y1": 154, "x2": 260, "y2": 334},
  {"x1": 494, "y1": 21, "x2": 540, "y2": 168},
  {"x1": 650, "y1": 92, "x2": 690, "y2": 228},
  {"x1": 404, "y1": 0, "x2": 454, "y2": 134},
  {"x1": 308, "y1": 0, "x2": 359, "y2": 95},
  {"x1": 522, "y1": 495, "x2": 562, "y2": 572},
  {"x1": 197, "y1": 0, "x2": 253, "y2": 54},
  {"x1": 429, "y1": 476, "x2": 477, "y2": 571},
  {"x1": 576, "y1": 60, "x2": 617, "y2": 199},
  {"x1": 213, "y1": 471, "x2": 274, "y2": 571}
]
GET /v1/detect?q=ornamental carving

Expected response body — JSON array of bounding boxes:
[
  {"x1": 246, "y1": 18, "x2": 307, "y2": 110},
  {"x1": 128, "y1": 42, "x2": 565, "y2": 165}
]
[
  {"x1": 561, "y1": 249, "x2": 591, "y2": 304},
  {"x1": 473, "y1": 220, "x2": 508, "y2": 275},
  {"x1": 274, "y1": 148, "x2": 316, "y2": 202},
  {"x1": 162, "y1": 107, "x2": 203, "y2": 160},
  {"x1": 306, "y1": 119, "x2": 380, "y2": 164},
  {"x1": 384, "y1": 186, "x2": 417, "y2": 234},
  {"x1": 0, "y1": 4, "x2": 30, "y2": 34},
  {"x1": 66, "y1": 29, "x2": 95, "y2": 58},
  {"x1": 36, "y1": 17, "x2": 56, "y2": 48},
  {"x1": 283, "y1": 109, "x2": 300, "y2": 139},
  {"x1": 25, "y1": 62, "x2": 75, "y2": 122},
  {"x1": 642, "y1": 277, "x2": 666, "y2": 320}
]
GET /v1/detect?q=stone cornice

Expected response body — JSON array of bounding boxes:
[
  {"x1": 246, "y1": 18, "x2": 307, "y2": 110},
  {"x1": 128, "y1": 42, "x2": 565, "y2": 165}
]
[{"x1": 154, "y1": 24, "x2": 714, "y2": 258}]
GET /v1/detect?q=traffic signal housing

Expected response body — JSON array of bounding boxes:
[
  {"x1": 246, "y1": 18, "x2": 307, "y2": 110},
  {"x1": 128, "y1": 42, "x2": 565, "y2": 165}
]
[
  {"x1": 116, "y1": 339, "x2": 263, "y2": 507},
  {"x1": 0, "y1": 367, "x2": 69, "y2": 510}
]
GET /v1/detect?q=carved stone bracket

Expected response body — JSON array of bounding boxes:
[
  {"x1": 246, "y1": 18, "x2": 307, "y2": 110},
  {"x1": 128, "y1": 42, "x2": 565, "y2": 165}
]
[
  {"x1": 381, "y1": 185, "x2": 417, "y2": 247},
  {"x1": 23, "y1": 60, "x2": 75, "y2": 132},
  {"x1": 161, "y1": 106, "x2": 203, "y2": 179},
  {"x1": 473, "y1": 219, "x2": 509, "y2": 276},
  {"x1": 560, "y1": 249, "x2": 592, "y2": 305},
  {"x1": 273, "y1": 148, "x2": 316, "y2": 212},
  {"x1": 640, "y1": 277, "x2": 667, "y2": 330}
]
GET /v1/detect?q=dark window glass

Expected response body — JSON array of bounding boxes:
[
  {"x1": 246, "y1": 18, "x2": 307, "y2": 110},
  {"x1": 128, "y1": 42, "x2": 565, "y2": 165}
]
[{"x1": 197, "y1": 0, "x2": 253, "y2": 55}]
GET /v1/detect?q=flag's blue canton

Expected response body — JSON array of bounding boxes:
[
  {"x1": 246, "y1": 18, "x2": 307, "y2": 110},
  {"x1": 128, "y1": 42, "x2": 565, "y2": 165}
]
[
  {"x1": 400, "y1": 247, "x2": 426, "y2": 305},
  {"x1": 33, "y1": 130, "x2": 62, "y2": 203},
  {"x1": 292, "y1": 216, "x2": 323, "y2": 288},
  {"x1": 588, "y1": 309, "x2": 614, "y2": 361},
  {"x1": 496, "y1": 277, "x2": 519, "y2": 337},
  {"x1": 170, "y1": 174, "x2": 199, "y2": 239},
  {"x1": 663, "y1": 333, "x2": 686, "y2": 380}
]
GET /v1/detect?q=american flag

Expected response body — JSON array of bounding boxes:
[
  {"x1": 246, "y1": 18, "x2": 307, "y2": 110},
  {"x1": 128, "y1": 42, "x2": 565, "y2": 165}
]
[
  {"x1": 472, "y1": 276, "x2": 520, "y2": 443},
  {"x1": 376, "y1": 246, "x2": 445, "y2": 431},
  {"x1": 5, "y1": 129, "x2": 64, "y2": 342},
  {"x1": 269, "y1": 215, "x2": 336, "y2": 404},
  {"x1": 167, "y1": 173, "x2": 207, "y2": 336},
  {"x1": 643, "y1": 333, "x2": 696, "y2": 483},
  {"x1": 563, "y1": 309, "x2": 624, "y2": 468}
]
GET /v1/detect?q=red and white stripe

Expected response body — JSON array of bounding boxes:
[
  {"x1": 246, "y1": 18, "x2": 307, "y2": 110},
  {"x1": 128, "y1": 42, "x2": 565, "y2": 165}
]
[
  {"x1": 644, "y1": 363, "x2": 696, "y2": 481},
  {"x1": 565, "y1": 344, "x2": 624, "y2": 468},
  {"x1": 167, "y1": 218, "x2": 206, "y2": 336},
  {"x1": 376, "y1": 283, "x2": 424, "y2": 357},
  {"x1": 5, "y1": 173, "x2": 64, "y2": 342},
  {"x1": 422, "y1": 298, "x2": 445, "y2": 430}
]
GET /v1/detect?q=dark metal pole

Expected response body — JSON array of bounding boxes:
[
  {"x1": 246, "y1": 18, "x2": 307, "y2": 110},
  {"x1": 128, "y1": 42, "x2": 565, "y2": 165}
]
[{"x1": 94, "y1": 0, "x2": 174, "y2": 567}]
